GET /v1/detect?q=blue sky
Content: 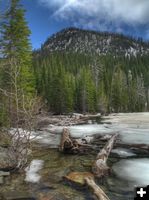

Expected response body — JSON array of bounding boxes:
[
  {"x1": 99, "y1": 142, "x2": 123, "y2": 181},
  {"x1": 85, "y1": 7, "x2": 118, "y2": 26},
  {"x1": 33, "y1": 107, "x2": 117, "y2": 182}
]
[{"x1": 12, "y1": 0, "x2": 149, "y2": 49}]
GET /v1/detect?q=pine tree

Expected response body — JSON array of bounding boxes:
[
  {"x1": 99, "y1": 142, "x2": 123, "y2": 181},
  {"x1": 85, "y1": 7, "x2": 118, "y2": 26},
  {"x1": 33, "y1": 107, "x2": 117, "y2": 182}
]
[
  {"x1": 111, "y1": 67, "x2": 128, "y2": 112},
  {"x1": 77, "y1": 67, "x2": 96, "y2": 113},
  {"x1": 1, "y1": 0, "x2": 34, "y2": 95},
  {"x1": 0, "y1": 0, "x2": 35, "y2": 126}
]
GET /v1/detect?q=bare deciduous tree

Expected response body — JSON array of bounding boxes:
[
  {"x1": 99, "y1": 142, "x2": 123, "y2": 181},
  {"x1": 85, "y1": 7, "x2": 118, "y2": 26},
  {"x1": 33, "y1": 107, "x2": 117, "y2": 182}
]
[{"x1": 0, "y1": 59, "x2": 40, "y2": 170}]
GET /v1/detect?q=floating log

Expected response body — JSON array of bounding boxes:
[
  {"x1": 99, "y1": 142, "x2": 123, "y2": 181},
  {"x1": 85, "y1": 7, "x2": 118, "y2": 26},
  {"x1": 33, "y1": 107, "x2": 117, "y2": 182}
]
[
  {"x1": 85, "y1": 177, "x2": 110, "y2": 200},
  {"x1": 92, "y1": 134, "x2": 118, "y2": 178}
]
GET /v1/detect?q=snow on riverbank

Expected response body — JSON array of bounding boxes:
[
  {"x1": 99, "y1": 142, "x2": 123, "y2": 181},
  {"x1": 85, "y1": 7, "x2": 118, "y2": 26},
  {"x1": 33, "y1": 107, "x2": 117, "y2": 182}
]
[
  {"x1": 112, "y1": 148, "x2": 136, "y2": 157},
  {"x1": 25, "y1": 160, "x2": 44, "y2": 183},
  {"x1": 69, "y1": 112, "x2": 149, "y2": 145},
  {"x1": 103, "y1": 112, "x2": 149, "y2": 128},
  {"x1": 10, "y1": 112, "x2": 149, "y2": 147},
  {"x1": 113, "y1": 158, "x2": 149, "y2": 187}
]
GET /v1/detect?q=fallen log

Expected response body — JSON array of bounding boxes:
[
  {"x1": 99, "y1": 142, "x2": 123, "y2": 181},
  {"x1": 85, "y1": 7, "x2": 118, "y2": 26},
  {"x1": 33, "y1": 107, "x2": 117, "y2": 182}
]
[
  {"x1": 64, "y1": 172, "x2": 110, "y2": 200},
  {"x1": 85, "y1": 177, "x2": 110, "y2": 200},
  {"x1": 62, "y1": 129, "x2": 113, "y2": 200},
  {"x1": 92, "y1": 134, "x2": 118, "y2": 178}
]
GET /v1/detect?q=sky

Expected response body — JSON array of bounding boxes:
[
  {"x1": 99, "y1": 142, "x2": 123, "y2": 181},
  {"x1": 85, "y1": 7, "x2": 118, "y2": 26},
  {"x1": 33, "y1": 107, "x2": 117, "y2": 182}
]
[{"x1": 3, "y1": 0, "x2": 149, "y2": 49}]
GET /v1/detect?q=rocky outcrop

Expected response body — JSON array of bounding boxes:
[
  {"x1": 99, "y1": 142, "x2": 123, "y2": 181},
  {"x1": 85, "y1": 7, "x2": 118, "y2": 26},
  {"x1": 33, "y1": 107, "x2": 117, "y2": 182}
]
[{"x1": 43, "y1": 27, "x2": 149, "y2": 57}]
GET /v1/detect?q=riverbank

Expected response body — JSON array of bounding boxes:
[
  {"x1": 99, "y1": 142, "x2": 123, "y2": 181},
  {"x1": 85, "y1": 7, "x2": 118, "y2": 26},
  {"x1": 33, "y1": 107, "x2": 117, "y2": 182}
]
[{"x1": 36, "y1": 113, "x2": 102, "y2": 128}]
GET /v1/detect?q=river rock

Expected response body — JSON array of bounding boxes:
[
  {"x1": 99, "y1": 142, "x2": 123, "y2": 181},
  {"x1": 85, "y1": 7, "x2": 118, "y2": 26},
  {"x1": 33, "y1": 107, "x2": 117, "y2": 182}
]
[
  {"x1": 0, "y1": 171, "x2": 10, "y2": 184},
  {"x1": 0, "y1": 147, "x2": 16, "y2": 170},
  {"x1": 0, "y1": 176, "x2": 3, "y2": 184},
  {"x1": 2, "y1": 191, "x2": 35, "y2": 200},
  {"x1": 64, "y1": 171, "x2": 94, "y2": 185},
  {"x1": 38, "y1": 192, "x2": 69, "y2": 200}
]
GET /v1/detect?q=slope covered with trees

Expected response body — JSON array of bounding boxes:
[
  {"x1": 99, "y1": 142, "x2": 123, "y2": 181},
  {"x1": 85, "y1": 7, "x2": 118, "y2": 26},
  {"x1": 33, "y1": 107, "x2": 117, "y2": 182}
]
[
  {"x1": 33, "y1": 50, "x2": 149, "y2": 114},
  {"x1": 33, "y1": 28, "x2": 149, "y2": 114}
]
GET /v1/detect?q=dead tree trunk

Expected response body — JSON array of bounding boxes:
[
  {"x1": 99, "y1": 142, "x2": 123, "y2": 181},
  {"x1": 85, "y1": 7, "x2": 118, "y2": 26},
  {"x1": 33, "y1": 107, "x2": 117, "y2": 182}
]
[
  {"x1": 92, "y1": 134, "x2": 117, "y2": 178},
  {"x1": 59, "y1": 128, "x2": 92, "y2": 154},
  {"x1": 59, "y1": 128, "x2": 73, "y2": 152},
  {"x1": 85, "y1": 177, "x2": 110, "y2": 200}
]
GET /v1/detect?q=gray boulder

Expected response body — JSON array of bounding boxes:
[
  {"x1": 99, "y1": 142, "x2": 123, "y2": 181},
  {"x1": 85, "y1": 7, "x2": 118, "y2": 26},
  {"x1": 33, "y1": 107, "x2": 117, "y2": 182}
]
[{"x1": 0, "y1": 147, "x2": 16, "y2": 170}]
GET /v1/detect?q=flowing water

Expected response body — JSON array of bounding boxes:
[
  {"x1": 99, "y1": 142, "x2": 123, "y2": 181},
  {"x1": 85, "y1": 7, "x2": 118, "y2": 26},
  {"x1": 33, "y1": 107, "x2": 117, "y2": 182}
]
[{"x1": 1, "y1": 113, "x2": 149, "y2": 200}]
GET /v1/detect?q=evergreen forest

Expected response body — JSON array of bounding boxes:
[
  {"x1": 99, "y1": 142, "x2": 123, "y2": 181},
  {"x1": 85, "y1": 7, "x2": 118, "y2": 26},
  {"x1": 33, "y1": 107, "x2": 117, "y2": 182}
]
[{"x1": 33, "y1": 51, "x2": 149, "y2": 114}]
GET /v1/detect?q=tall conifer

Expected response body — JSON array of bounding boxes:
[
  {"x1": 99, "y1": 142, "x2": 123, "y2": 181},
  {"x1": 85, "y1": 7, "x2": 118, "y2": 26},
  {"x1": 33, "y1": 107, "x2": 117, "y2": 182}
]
[
  {"x1": 0, "y1": 0, "x2": 35, "y2": 126},
  {"x1": 1, "y1": 0, "x2": 34, "y2": 95}
]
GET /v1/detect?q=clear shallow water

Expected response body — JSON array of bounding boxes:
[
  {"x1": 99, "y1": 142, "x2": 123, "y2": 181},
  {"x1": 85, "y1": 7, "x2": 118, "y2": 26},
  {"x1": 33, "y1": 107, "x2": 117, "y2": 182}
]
[
  {"x1": 1, "y1": 146, "x2": 148, "y2": 200},
  {"x1": 0, "y1": 148, "x2": 96, "y2": 200},
  {"x1": 1, "y1": 113, "x2": 149, "y2": 200}
]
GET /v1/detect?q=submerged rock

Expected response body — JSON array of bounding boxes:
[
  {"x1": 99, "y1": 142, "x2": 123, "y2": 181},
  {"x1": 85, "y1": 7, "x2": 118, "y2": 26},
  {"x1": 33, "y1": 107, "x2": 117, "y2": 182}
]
[
  {"x1": 0, "y1": 171, "x2": 10, "y2": 184},
  {"x1": 2, "y1": 191, "x2": 35, "y2": 200},
  {"x1": 0, "y1": 176, "x2": 3, "y2": 184},
  {"x1": 38, "y1": 192, "x2": 69, "y2": 200},
  {"x1": 64, "y1": 171, "x2": 94, "y2": 185}
]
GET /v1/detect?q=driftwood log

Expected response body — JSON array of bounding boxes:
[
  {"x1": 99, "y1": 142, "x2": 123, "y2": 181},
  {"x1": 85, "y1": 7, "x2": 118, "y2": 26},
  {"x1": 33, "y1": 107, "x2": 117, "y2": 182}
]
[
  {"x1": 85, "y1": 177, "x2": 110, "y2": 200},
  {"x1": 60, "y1": 129, "x2": 117, "y2": 200},
  {"x1": 92, "y1": 134, "x2": 117, "y2": 178},
  {"x1": 59, "y1": 128, "x2": 92, "y2": 154}
]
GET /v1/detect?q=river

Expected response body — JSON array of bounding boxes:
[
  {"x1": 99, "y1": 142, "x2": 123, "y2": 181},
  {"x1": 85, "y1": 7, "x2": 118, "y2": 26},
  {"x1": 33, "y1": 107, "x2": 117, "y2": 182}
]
[{"x1": 0, "y1": 113, "x2": 149, "y2": 200}]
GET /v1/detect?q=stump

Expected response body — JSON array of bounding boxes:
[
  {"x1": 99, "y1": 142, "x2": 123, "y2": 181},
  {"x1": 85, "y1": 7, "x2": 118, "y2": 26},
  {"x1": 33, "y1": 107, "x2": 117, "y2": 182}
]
[
  {"x1": 59, "y1": 128, "x2": 92, "y2": 154},
  {"x1": 59, "y1": 128, "x2": 73, "y2": 152}
]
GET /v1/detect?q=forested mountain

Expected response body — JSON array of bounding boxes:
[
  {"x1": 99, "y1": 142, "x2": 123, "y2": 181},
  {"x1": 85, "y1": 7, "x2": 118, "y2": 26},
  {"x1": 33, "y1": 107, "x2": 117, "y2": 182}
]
[
  {"x1": 33, "y1": 28, "x2": 149, "y2": 114},
  {"x1": 42, "y1": 27, "x2": 149, "y2": 57}
]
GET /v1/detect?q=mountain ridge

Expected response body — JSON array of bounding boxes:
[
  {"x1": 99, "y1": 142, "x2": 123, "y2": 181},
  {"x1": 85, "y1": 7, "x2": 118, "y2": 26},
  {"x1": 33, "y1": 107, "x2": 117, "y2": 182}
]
[
  {"x1": 42, "y1": 27, "x2": 149, "y2": 57},
  {"x1": 33, "y1": 27, "x2": 149, "y2": 113}
]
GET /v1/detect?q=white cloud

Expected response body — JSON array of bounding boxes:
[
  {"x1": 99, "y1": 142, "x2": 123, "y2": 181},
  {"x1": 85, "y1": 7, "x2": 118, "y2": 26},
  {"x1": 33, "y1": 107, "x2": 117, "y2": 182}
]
[{"x1": 38, "y1": 0, "x2": 149, "y2": 31}]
